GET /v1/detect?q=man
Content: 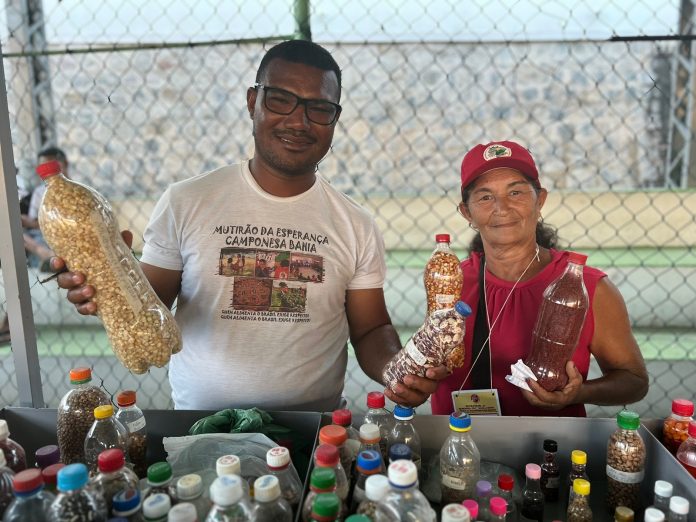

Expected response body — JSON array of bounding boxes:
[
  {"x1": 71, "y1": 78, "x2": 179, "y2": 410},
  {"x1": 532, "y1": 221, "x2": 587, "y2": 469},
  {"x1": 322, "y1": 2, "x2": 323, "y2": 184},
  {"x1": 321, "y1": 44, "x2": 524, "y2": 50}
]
[{"x1": 55, "y1": 40, "x2": 446, "y2": 410}]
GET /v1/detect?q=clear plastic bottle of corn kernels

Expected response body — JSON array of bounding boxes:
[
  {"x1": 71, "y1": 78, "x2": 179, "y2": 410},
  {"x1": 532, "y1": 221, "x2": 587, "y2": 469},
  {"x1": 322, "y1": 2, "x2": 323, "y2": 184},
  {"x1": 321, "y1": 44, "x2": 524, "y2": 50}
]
[{"x1": 36, "y1": 160, "x2": 182, "y2": 374}]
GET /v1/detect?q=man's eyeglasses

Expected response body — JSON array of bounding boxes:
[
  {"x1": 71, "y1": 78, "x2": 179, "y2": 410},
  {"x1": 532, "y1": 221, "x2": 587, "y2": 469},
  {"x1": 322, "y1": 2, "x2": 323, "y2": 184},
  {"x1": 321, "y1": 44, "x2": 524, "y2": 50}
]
[{"x1": 254, "y1": 83, "x2": 341, "y2": 125}]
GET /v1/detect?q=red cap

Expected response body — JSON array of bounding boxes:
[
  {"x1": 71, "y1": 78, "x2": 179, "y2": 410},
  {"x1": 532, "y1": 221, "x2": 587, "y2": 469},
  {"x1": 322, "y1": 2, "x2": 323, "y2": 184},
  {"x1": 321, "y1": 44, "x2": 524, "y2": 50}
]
[
  {"x1": 332, "y1": 409, "x2": 352, "y2": 427},
  {"x1": 567, "y1": 252, "x2": 588, "y2": 266},
  {"x1": 319, "y1": 425, "x2": 348, "y2": 446},
  {"x1": 36, "y1": 160, "x2": 62, "y2": 179},
  {"x1": 689, "y1": 420, "x2": 696, "y2": 438},
  {"x1": 98, "y1": 448, "x2": 125, "y2": 472},
  {"x1": 13, "y1": 468, "x2": 44, "y2": 493},
  {"x1": 435, "y1": 234, "x2": 450, "y2": 243},
  {"x1": 498, "y1": 473, "x2": 514, "y2": 491},
  {"x1": 42, "y1": 463, "x2": 65, "y2": 486},
  {"x1": 672, "y1": 398, "x2": 694, "y2": 417},
  {"x1": 314, "y1": 444, "x2": 339, "y2": 467},
  {"x1": 461, "y1": 140, "x2": 540, "y2": 190},
  {"x1": 367, "y1": 391, "x2": 385, "y2": 408},
  {"x1": 117, "y1": 390, "x2": 137, "y2": 407}
]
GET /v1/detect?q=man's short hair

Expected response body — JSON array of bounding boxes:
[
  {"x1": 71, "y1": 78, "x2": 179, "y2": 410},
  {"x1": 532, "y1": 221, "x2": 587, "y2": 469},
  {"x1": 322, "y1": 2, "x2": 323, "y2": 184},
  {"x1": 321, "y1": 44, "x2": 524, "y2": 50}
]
[
  {"x1": 38, "y1": 146, "x2": 67, "y2": 163},
  {"x1": 255, "y1": 40, "x2": 342, "y2": 101}
]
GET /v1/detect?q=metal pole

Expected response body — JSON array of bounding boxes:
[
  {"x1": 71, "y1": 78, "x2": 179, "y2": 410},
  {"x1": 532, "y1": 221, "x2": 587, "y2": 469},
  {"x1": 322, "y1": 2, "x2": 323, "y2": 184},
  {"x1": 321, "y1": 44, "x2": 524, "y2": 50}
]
[
  {"x1": 0, "y1": 41, "x2": 45, "y2": 408},
  {"x1": 293, "y1": 0, "x2": 311, "y2": 41}
]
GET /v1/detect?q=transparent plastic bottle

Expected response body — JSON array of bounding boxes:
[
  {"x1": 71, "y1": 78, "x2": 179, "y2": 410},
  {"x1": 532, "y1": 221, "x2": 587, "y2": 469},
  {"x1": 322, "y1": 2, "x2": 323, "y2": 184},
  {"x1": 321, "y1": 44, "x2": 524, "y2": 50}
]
[
  {"x1": 667, "y1": 496, "x2": 689, "y2": 522},
  {"x1": 115, "y1": 390, "x2": 148, "y2": 478},
  {"x1": 540, "y1": 439, "x2": 560, "y2": 502},
  {"x1": 0, "y1": 421, "x2": 26, "y2": 473},
  {"x1": 520, "y1": 463, "x2": 544, "y2": 522},
  {"x1": 253, "y1": 475, "x2": 292, "y2": 522},
  {"x1": 351, "y1": 449, "x2": 384, "y2": 510},
  {"x1": 37, "y1": 159, "x2": 182, "y2": 374},
  {"x1": 662, "y1": 399, "x2": 694, "y2": 455},
  {"x1": 205, "y1": 475, "x2": 254, "y2": 521},
  {"x1": 363, "y1": 392, "x2": 393, "y2": 461},
  {"x1": 57, "y1": 367, "x2": 111, "y2": 465},
  {"x1": 651, "y1": 480, "x2": 673, "y2": 514},
  {"x1": 145, "y1": 462, "x2": 178, "y2": 506},
  {"x1": 645, "y1": 507, "x2": 667, "y2": 522},
  {"x1": 309, "y1": 492, "x2": 340, "y2": 522},
  {"x1": 48, "y1": 463, "x2": 107, "y2": 522},
  {"x1": 313, "y1": 444, "x2": 348, "y2": 504},
  {"x1": 41, "y1": 464, "x2": 64, "y2": 495},
  {"x1": 497, "y1": 473, "x2": 518, "y2": 522},
  {"x1": 387, "y1": 405, "x2": 422, "y2": 471},
  {"x1": 375, "y1": 460, "x2": 436, "y2": 522},
  {"x1": 216, "y1": 455, "x2": 250, "y2": 497},
  {"x1": 566, "y1": 478, "x2": 592, "y2": 522},
  {"x1": 441, "y1": 503, "x2": 471, "y2": 522},
  {"x1": 489, "y1": 497, "x2": 508, "y2": 522},
  {"x1": 524, "y1": 252, "x2": 589, "y2": 391},
  {"x1": 388, "y1": 443, "x2": 412, "y2": 465},
  {"x1": 606, "y1": 411, "x2": 645, "y2": 512},
  {"x1": 676, "y1": 419, "x2": 696, "y2": 478},
  {"x1": 565, "y1": 450, "x2": 588, "y2": 507},
  {"x1": 332, "y1": 409, "x2": 361, "y2": 464},
  {"x1": 143, "y1": 493, "x2": 171, "y2": 522},
  {"x1": 265, "y1": 446, "x2": 303, "y2": 507},
  {"x1": 476, "y1": 480, "x2": 493, "y2": 521},
  {"x1": 358, "y1": 424, "x2": 386, "y2": 473},
  {"x1": 356, "y1": 474, "x2": 389, "y2": 519},
  {"x1": 0, "y1": 451, "x2": 15, "y2": 516},
  {"x1": 614, "y1": 506, "x2": 635, "y2": 522},
  {"x1": 319, "y1": 425, "x2": 352, "y2": 482},
  {"x1": 89, "y1": 448, "x2": 138, "y2": 513},
  {"x1": 112, "y1": 488, "x2": 144, "y2": 521},
  {"x1": 440, "y1": 412, "x2": 480, "y2": 503},
  {"x1": 84, "y1": 405, "x2": 129, "y2": 474},
  {"x1": 3, "y1": 468, "x2": 55, "y2": 521},
  {"x1": 167, "y1": 503, "x2": 197, "y2": 522},
  {"x1": 301, "y1": 467, "x2": 336, "y2": 522},
  {"x1": 383, "y1": 302, "x2": 471, "y2": 391},
  {"x1": 34, "y1": 445, "x2": 60, "y2": 470},
  {"x1": 176, "y1": 474, "x2": 211, "y2": 521}
]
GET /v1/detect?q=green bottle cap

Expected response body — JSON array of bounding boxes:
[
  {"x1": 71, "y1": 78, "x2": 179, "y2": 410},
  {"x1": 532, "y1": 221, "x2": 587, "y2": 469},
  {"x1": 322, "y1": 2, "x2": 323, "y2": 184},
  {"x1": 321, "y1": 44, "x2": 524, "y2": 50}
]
[
  {"x1": 147, "y1": 462, "x2": 173, "y2": 484},
  {"x1": 617, "y1": 410, "x2": 640, "y2": 430},
  {"x1": 311, "y1": 492, "x2": 340, "y2": 518},
  {"x1": 310, "y1": 467, "x2": 336, "y2": 489},
  {"x1": 345, "y1": 516, "x2": 372, "y2": 522}
]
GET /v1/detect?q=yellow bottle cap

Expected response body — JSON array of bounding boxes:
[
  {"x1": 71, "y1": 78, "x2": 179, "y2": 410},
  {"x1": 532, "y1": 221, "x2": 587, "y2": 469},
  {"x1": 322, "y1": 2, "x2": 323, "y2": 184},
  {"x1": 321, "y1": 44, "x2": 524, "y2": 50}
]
[
  {"x1": 94, "y1": 404, "x2": 114, "y2": 419},
  {"x1": 571, "y1": 449, "x2": 587, "y2": 465},
  {"x1": 573, "y1": 478, "x2": 590, "y2": 496}
]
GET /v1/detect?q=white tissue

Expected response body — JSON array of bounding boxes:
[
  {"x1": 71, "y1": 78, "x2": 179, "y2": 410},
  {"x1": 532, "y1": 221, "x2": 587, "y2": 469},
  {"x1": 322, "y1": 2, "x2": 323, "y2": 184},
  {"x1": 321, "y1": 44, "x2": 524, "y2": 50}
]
[{"x1": 505, "y1": 359, "x2": 538, "y2": 392}]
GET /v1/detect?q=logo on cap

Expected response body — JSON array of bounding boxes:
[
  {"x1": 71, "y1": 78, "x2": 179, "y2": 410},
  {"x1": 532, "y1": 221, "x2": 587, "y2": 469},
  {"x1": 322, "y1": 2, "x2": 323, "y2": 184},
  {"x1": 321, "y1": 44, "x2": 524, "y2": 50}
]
[{"x1": 483, "y1": 144, "x2": 511, "y2": 161}]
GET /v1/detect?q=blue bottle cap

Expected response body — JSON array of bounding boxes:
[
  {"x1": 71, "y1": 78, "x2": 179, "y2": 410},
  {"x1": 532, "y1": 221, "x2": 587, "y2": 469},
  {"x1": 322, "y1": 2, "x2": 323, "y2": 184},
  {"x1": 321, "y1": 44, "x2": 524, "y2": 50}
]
[
  {"x1": 388, "y1": 443, "x2": 412, "y2": 462},
  {"x1": 393, "y1": 405, "x2": 414, "y2": 420},
  {"x1": 56, "y1": 463, "x2": 88, "y2": 492},
  {"x1": 113, "y1": 488, "x2": 141, "y2": 513},
  {"x1": 455, "y1": 301, "x2": 472, "y2": 317},
  {"x1": 449, "y1": 411, "x2": 472, "y2": 431},
  {"x1": 357, "y1": 450, "x2": 382, "y2": 472}
]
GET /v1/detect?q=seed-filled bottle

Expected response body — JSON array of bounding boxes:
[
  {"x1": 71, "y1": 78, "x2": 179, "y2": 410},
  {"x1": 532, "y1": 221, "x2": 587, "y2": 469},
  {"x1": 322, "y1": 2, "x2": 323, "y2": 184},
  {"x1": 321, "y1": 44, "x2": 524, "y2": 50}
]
[
  {"x1": 253, "y1": 475, "x2": 293, "y2": 522},
  {"x1": 439, "y1": 412, "x2": 480, "y2": 504},
  {"x1": 606, "y1": 411, "x2": 645, "y2": 512},
  {"x1": 375, "y1": 460, "x2": 436, "y2": 522},
  {"x1": 48, "y1": 463, "x2": 107, "y2": 522},
  {"x1": 0, "y1": 420, "x2": 26, "y2": 473},
  {"x1": 520, "y1": 463, "x2": 544, "y2": 522},
  {"x1": 88, "y1": 448, "x2": 138, "y2": 513},
  {"x1": 313, "y1": 444, "x2": 348, "y2": 505},
  {"x1": 540, "y1": 439, "x2": 560, "y2": 501},
  {"x1": 387, "y1": 406, "x2": 422, "y2": 471},
  {"x1": 36, "y1": 159, "x2": 182, "y2": 374},
  {"x1": 3, "y1": 468, "x2": 55, "y2": 522},
  {"x1": 115, "y1": 390, "x2": 148, "y2": 478},
  {"x1": 302, "y1": 468, "x2": 336, "y2": 522},
  {"x1": 363, "y1": 392, "x2": 393, "y2": 461},
  {"x1": 566, "y1": 478, "x2": 592, "y2": 522},
  {"x1": 266, "y1": 446, "x2": 303, "y2": 507},
  {"x1": 84, "y1": 405, "x2": 129, "y2": 474},
  {"x1": 356, "y1": 474, "x2": 390, "y2": 519},
  {"x1": 565, "y1": 450, "x2": 589, "y2": 507},
  {"x1": 206, "y1": 475, "x2": 253, "y2": 521}
]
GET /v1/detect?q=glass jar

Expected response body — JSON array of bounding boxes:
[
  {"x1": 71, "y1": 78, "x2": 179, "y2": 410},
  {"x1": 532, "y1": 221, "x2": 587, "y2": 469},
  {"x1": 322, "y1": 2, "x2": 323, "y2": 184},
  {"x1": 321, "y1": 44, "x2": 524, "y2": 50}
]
[{"x1": 606, "y1": 410, "x2": 645, "y2": 512}]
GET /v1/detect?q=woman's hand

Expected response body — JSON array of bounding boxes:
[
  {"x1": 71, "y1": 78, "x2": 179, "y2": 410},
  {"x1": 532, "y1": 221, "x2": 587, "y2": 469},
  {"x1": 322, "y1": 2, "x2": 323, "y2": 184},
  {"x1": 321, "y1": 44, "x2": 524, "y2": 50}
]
[
  {"x1": 385, "y1": 365, "x2": 450, "y2": 408},
  {"x1": 521, "y1": 361, "x2": 584, "y2": 411}
]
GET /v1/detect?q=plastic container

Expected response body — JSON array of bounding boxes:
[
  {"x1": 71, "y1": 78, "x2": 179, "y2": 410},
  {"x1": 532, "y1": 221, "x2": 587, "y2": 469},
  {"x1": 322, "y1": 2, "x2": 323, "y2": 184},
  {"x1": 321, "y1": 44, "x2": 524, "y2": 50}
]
[
  {"x1": 476, "y1": 480, "x2": 493, "y2": 521},
  {"x1": 363, "y1": 392, "x2": 393, "y2": 460},
  {"x1": 668, "y1": 496, "x2": 689, "y2": 522},
  {"x1": 351, "y1": 449, "x2": 383, "y2": 510},
  {"x1": 520, "y1": 463, "x2": 544, "y2": 522},
  {"x1": 383, "y1": 301, "x2": 471, "y2": 391},
  {"x1": 309, "y1": 492, "x2": 340, "y2": 522},
  {"x1": 441, "y1": 503, "x2": 471, "y2": 522},
  {"x1": 375, "y1": 460, "x2": 436, "y2": 522},
  {"x1": 266, "y1": 446, "x2": 303, "y2": 507},
  {"x1": 206, "y1": 475, "x2": 254, "y2": 521},
  {"x1": 41, "y1": 463, "x2": 64, "y2": 494},
  {"x1": 56, "y1": 367, "x2": 110, "y2": 465},
  {"x1": 252, "y1": 475, "x2": 292, "y2": 522},
  {"x1": 142, "y1": 492, "x2": 170, "y2": 521},
  {"x1": 115, "y1": 390, "x2": 148, "y2": 478},
  {"x1": 0, "y1": 451, "x2": 15, "y2": 516},
  {"x1": 645, "y1": 507, "x2": 666, "y2": 522},
  {"x1": 145, "y1": 462, "x2": 178, "y2": 506},
  {"x1": 539, "y1": 439, "x2": 560, "y2": 502},
  {"x1": 331, "y1": 409, "x2": 361, "y2": 463},
  {"x1": 497, "y1": 473, "x2": 518, "y2": 522},
  {"x1": 175, "y1": 473, "x2": 210, "y2": 521},
  {"x1": 34, "y1": 445, "x2": 60, "y2": 470},
  {"x1": 566, "y1": 478, "x2": 592, "y2": 522},
  {"x1": 357, "y1": 423, "x2": 385, "y2": 472},
  {"x1": 36, "y1": 159, "x2": 182, "y2": 374},
  {"x1": 439, "y1": 412, "x2": 480, "y2": 503},
  {"x1": 388, "y1": 443, "x2": 412, "y2": 465},
  {"x1": 318, "y1": 425, "x2": 352, "y2": 485},
  {"x1": 0, "y1": 420, "x2": 27, "y2": 473},
  {"x1": 662, "y1": 399, "x2": 694, "y2": 455},
  {"x1": 387, "y1": 405, "x2": 422, "y2": 471},
  {"x1": 84, "y1": 405, "x2": 129, "y2": 473},
  {"x1": 356, "y1": 474, "x2": 390, "y2": 519},
  {"x1": 489, "y1": 496, "x2": 508, "y2": 522},
  {"x1": 651, "y1": 480, "x2": 673, "y2": 514},
  {"x1": 112, "y1": 488, "x2": 144, "y2": 521},
  {"x1": 88, "y1": 448, "x2": 138, "y2": 513},
  {"x1": 301, "y1": 467, "x2": 336, "y2": 522},
  {"x1": 614, "y1": 505, "x2": 635, "y2": 522},
  {"x1": 48, "y1": 463, "x2": 107, "y2": 521},
  {"x1": 215, "y1": 454, "x2": 251, "y2": 498},
  {"x1": 3, "y1": 468, "x2": 55, "y2": 521},
  {"x1": 676, "y1": 420, "x2": 696, "y2": 478},
  {"x1": 167, "y1": 502, "x2": 196, "y2": 522},
  {"x1": 565, "y1": 449, "x2": 588, "y2": 507},
  {"x1": 606, "y1": 411, "x2": 646, "y2": 512},
  {"x1": 524, "y1": 252, "x2": 589, "y2": 391},
  {"x1": 312, "y1": 444, "x2": 348, "y2": 505}
]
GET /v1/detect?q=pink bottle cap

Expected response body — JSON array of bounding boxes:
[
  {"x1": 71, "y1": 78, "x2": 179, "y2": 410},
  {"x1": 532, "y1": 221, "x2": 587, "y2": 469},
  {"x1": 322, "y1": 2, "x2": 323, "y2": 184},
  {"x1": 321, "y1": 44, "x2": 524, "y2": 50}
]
[
  {"x1": 672, "y1": 398, "x2": 694, "y2": 417},
  {"x1": 462, "y1": 499, "x2": 478, "y2": 519},
  {"x1": 490, "y1": 496, "x2": 507, "y2": 516},
  {"x1": 525, "y1": 463, "x2": 541, "y2": 479}
]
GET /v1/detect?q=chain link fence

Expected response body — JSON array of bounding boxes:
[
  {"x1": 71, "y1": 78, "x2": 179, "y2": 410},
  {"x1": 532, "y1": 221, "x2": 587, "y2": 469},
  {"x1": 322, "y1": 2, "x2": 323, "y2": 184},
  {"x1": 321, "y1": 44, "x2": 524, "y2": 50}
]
[{"x1": 1, "y1": 1, "x2": 694, "y2": 417}]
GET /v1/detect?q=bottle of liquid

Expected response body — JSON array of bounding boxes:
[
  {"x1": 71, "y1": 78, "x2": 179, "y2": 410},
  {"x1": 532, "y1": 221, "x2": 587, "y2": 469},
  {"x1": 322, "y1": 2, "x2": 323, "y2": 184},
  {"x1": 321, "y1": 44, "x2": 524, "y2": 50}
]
[
  {"x1": 667, "y1": 496, "x2": 689, "y2": 522},
  {"x1": 34, "y1": 445, "x2": 60, "y2": 470},
  {"x1": 145, "y1": 462, "x2": 178, "y2": 506},
  {"x1": 645, "y1": 507, "x2": 667, "y2": 522},
  {"x1": 566, "y1": 478, "x2": 592, "y2": 522},
  {"x1": 651, "y1": 480, "x2": 673, "y2": 514},
  {"x1": 356, "y1": 474, "x2": 390, "y2": 519},
  {"x1": 351, "y1": 449, "x2": 383, "y2": 510},
  {"x1": 41, "y1": 463, "x2": 64, "y2": 495},
  {"x1": 319, "y1": 425, "x2": 352, "y2": 482},
  {"x1": 114, "y1": 390, "x2": 148, "y2": 478},
  {"x1": 266, "y1": 446, "x2": 303, "y2": 507},
  {"x1": 3, "y1": 468, "x2": 55, "y2": 522},
  {"x1": 302, "y1": 468, "x2": 336, "y2": 522},
  {"x1": 332, "y1": 409, "x2": 361, "y2": 463},
  {"x1": 439, "y1": 412, "x2": 480, "y2": 503},
  {"x1": 57, "y1": 367, "x2": 110, "y2": 465},
  {"x1": 462, "y1": 499, "x2": 479, "y2": 521},
  {"x1": 358, "y1": 423, "x2": 386, "y2": 472},
  {"x1": 520, "y1": 463, "x2": 544, "y2": 522},
  {"x1": 614, "y1": 506, "x2": 635, "y2": 522},
  {"x1": 48, "y1": 463, "x2": 107, "y2": 522},
  {"x1": 176, "y1": 473, "x2": 211, "y2": 521},
  {"x1": 312, "y1": 444, "x2": 348, "y2": 506},
  {"x1": 88, "y1": 448, "x2": 139, "y2": 513},
  {"x1": 363, "y1": 391, "x2": 393, "y2": 460},
  {"x1": 167, "y1": 503, "x2": 197, "y2": 522},
  {"x1": 0, "y1": 451, "x2": 15, "y2": 516},
  {"x1": 383, "y1": 302, "x2": 471, "y2": 391},
  {"x1": 540, "y1": 439, "x2": 560, "y2": 501},
  {"x1": 606, "y1": 411, "x2": 646, "y2": 512},
  {"x1": 476, "y1": 480, "x2": 493, "y2": 522},
  {"x1": 489, "y1": 497, "x2": 508, "y2": 522},
  {"x1": 662, "y1": 399, "x2": 694, "y2": 455},
  {"x1": 441, "y1": 503, "x2": 472, "y2": 522},
  {"x1": 524, "y1": 252, "x2": 589, "y2": 391},
  {"x1": 84, "y1": 405, "x2": 129, "y2": 474},
  {"x1": 142, "y1": 492, "x2": 171, "y2": 521},
  {"x1": 0, "y1": 420, "x2": 27, "y2": 473},
  {"x1": 388, "y1": 405, "x2": 422, "y2": 471},
  {"x1": 206, "y1": 475, "x2": 253, "y2": 521},
  {"x1": 565, "y1": 450, "x2": 589, "y2": 506},
  {"x1": 496, "y1": 473, "x2": 518, "y2": 522},
  {"x1": 112, "y1": 487, "x2": 144, "y2": 521},
  {"x1": 309, "y1": 492, "x2": 340, "y2": 522},
  {"x1": 676, "y1": 419, "x2": 696, "y2": 478},
  {"x1": 388, "y1": 443, "x2": 412, "y2": 465},
  {"x1": 36, "y1": 159, "x2": 182, "y2": 374},
  {"x1": 253, "y1": 475, "x2": 293, "y2": 522},
  {"x1": 375, "y1": 460, "x2": 436, "y2": 522}
]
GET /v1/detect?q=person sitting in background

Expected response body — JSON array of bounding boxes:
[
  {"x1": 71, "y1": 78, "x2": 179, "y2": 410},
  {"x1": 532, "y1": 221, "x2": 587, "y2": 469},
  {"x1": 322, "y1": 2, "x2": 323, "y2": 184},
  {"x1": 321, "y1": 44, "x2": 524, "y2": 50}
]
[{"x1": 431, "y1": 140, "x2": 649, "y2": 416}]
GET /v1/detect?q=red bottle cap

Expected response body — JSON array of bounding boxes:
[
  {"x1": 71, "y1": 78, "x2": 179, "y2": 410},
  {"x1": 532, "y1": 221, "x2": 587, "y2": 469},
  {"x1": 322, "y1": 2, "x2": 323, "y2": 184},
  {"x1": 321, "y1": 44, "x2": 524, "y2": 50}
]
[
  {"x1": 689, "y1": 420, "x2": 696, "y2": 438},
  {"x1": 41, "y1": 463, "x2": 65, "y2": 486},
  {"x1": 13, "y1": 468, "x2": 44, "y2": 493},
  {"x1": 314, "y1": 444, "x2": 339, "y2": 467},
  {"x1": 498, "y1": 473, "x2": 514, "y2": 491},
  {"x1": 332, "y1": 409, "x2": 352, "y2": 427},
  {"x1": 36, "y1": 160, "x2": 62, "y2": 179},
  {"x1": 366, "y1": 391, "x2": 385, "y2": 408},
  {"x1": 117, "y1": 390, "x2": 137, "y2": 407},
  {"x1": 98, "y1": 448, "x2": 126, "y2": 473},
  {"x1": 567, "y1": 252, "x2": 588, "y2": 265},
  {"x1": 672, "y1": 398, "x2": 694, "y2": 417},
  {"x1": 319, "y1": 425, "x2": 347, "y2": 446},
  {"x1": 435, "y1": 234, "x2": 451, "y2": 243}
]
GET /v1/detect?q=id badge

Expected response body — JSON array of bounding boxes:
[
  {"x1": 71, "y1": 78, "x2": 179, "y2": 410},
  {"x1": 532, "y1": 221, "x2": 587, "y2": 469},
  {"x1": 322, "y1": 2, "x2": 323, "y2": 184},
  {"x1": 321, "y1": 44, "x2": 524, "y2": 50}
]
[{"x1": 452, "y1": 388, "x2": 502, "y2": 416}]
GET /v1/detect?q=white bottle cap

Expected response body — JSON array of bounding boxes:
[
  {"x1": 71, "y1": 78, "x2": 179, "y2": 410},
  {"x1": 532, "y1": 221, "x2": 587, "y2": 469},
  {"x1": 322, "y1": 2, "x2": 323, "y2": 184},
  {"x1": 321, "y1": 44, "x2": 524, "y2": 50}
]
[
  {"x1": 167, "y1": 502, "x2": 197, "y2": 522},
  {"x1": 442, "y1": 503, "x2": 471, "y2": 522},
  {"x1": 365, "y1": 474, "x2": 390, "y2": 501},
  {"x1": 143, "y1": 493, "x2": 172, "y2": 519},
  {"x1": 266, "y1": 446, "x2": 290, "y2": 468},
  {"x1": 670, "y1": 496, "x2": 690, "y2": 515},
  {"x1": 210, "y1": 475, "x2": 243, "y2": 506},
  {"x1": 0, "y1": 420, "x2": 8, "y2": 439},
  {"x1": 254, "y1": 474, "x2": 282, "y2": 502},
  {"x1": 387, "y1": 460, "x2": 417, "y2": 487},
  {"x1": 644, "y1": 507, "x2": 666, "y2": 522},
  {"x1": 359, "y1": 423, "x2": 380, "y2": 442},
  {"x1": 176, "y1": 473, "x2": 203, "y2": 500},
  {"x1": 654, "y1": 479, "x2": 673, "y2": 498},
  {"x1": 216, "y1": 454, "x2": 241, "y2": 476}
]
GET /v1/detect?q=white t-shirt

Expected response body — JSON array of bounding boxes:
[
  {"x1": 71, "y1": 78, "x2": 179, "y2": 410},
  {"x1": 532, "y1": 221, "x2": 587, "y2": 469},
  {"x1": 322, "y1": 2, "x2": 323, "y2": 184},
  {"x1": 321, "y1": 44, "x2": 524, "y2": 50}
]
[{"x1": 141, "y1": 161, "x2": 387, "y2": 411}]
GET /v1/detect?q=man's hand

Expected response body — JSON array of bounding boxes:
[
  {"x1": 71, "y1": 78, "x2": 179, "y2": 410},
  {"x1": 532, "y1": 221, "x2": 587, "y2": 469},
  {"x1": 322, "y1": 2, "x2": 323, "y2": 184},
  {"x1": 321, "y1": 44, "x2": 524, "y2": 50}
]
[
  {"x1": 521, "y1": 360, "x2": 583, "y2": 411},
  {"x1": 384, "y1": 365, "x2": 449, "y2": 408}
]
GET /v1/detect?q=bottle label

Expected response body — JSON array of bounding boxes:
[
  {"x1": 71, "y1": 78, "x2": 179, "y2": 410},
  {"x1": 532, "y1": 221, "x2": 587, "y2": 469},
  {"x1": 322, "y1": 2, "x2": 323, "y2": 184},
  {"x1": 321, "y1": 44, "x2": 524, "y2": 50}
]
[
  {"x1": 606, "y1": 465, "x2": 644, "y2": 484},
  {"x1": 441, "y1": 474, "x2": 467, "y2": 490},
  {"x1": 127, "y1": 416, "x2": 146, "y2": 432},
  {"x1": 404, "y1": 338, "x2": 427, "y2": 366},
  {"x1": 435, "y1": 293, "x2": 456, "y2": 305}
]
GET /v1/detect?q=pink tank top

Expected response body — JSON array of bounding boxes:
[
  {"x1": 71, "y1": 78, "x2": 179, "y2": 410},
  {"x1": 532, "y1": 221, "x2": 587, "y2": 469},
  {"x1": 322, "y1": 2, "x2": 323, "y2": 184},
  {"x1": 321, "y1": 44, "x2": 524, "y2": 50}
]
[{"x1": 431, "y1": 249, "x2": 606, "y2": 417}]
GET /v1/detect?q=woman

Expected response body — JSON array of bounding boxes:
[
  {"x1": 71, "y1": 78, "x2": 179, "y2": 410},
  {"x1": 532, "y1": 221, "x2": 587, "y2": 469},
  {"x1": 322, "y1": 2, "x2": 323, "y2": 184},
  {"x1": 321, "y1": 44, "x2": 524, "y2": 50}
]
[{"x1": 431, "y1": 140, "x2": 649, "y2": 416}]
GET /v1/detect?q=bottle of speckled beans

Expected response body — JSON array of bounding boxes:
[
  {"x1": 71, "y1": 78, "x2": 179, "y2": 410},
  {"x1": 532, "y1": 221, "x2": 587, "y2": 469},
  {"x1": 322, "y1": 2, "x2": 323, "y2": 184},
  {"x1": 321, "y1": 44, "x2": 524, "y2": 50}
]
[{"x1": 606, "y1": 411, "x2": 645, "y2": 513}]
